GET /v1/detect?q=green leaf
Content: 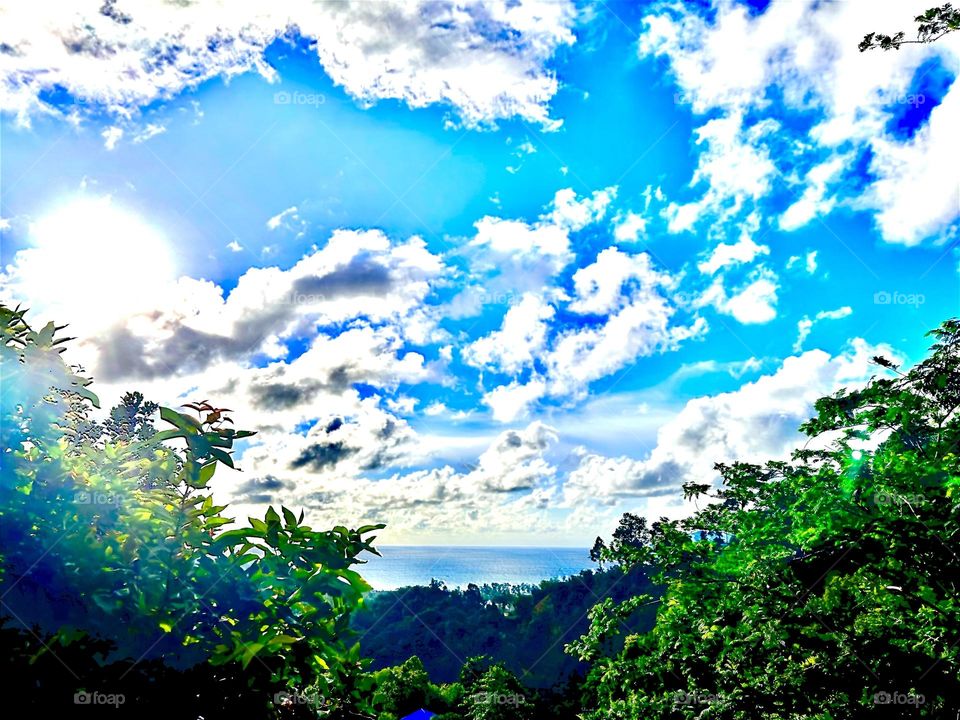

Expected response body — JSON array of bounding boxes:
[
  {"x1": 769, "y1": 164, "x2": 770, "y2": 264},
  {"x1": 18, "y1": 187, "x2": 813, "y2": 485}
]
[
  {"x1": 197, "y1": 461, "x2": 217, "y2": 486},
  {"x1": 209, "y1": 447, "x2": 235, "y2": 468},
  {"x1": 160, "y1": 406, "x2": 201, "y2": 433}
]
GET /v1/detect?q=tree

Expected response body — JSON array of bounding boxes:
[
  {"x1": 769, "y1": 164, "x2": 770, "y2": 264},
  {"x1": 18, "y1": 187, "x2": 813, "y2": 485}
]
[
  {"x1": 859, "y1": 3, "x2": 960, "y2": 51},
  {"x1": 462, "y1": 663, "x2": 534, "y2": 720},
  {"x1": 571, "y1": 319, "x2": 960, "y2": 718},
  {"x1": 0, "y1": 304, "x2": 383, "y2": 717}
]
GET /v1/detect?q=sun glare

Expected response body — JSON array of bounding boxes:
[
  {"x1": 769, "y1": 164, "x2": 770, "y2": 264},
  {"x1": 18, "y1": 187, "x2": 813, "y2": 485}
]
[{"x1": 23, "y1": 196, "x2": 176, "y2": 322}]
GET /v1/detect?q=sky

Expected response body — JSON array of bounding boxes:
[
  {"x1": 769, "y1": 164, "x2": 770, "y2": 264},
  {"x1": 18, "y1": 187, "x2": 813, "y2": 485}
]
[{"x1": 1, "y1": 0, "x2": 958, "y2": 546}]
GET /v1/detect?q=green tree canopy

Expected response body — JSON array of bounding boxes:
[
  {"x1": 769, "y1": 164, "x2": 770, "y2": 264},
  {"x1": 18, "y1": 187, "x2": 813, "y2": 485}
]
[
  {"x1": 0, "y1": 304, "x2": 383, "y2": 717},
  {"x1": 571, "y1": 319, "x2": 960, "y2": 719},
  {"x1": 860, "y1": 3, "x2": 960, "y2": 51}
]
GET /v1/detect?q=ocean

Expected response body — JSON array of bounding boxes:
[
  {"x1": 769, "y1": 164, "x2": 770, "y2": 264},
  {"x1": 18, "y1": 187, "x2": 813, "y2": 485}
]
[{"x1": 358, "y1": 545, "x2": 594, "y2": 591}]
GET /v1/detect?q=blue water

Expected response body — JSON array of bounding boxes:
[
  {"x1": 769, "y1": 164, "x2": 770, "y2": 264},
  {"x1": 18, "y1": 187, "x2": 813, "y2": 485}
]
[{"x1": 358, "y1": 546, "x2": 593, "y2": 591}]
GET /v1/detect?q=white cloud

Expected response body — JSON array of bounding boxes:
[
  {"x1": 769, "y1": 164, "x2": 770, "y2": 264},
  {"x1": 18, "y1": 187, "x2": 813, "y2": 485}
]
[
  {"x1": 786, "y1": 249, "x2": 819, "y2": 274},
  {"x1": 468, "y1": 421, "x2": 557, "y2": 491},
  {"x1": 545, "y1": 251, "x2": 707, "y2": 399},
  {"x1": 471, "y1": 216, "x2": 571, "y2": 267},
  {"x1": 566, "y1": 336, "x2": 898, "y2": 501},
  {"x1": 544, "y1": 186, "x2": 617, "y2": 231},
  {"x1": 266, "y1": 205, "x2": 301, "y2": 232},
  {"x1": 868, "y1": 86, "x2": 960, "y2": 245},
  {"x1": 640, "y1": 0, "x2": 960, "y2": 244},
  {"x1": 780, "y1": 155, "x2": 848, "y2": 231},
  {"x1": 0, "y1": 0, "x2": 576, "y2": 130},
  {"x1": 463, "y1": 293, "x2": 554, "y2": 374},
  {"x1": 698, "y1": 233, "x2": 770, "y2": 275},
  {"x1": 101, "y1": 126, "x2": 123, "y2": 150},
  {"x1": 483, "y1": 378, "x2": 547, "y2": 423},
  {"x1": 131, "y1": 122, "x2": 166, "y2": 144},
  {"x1": 452, "y1": 187, "x2": 656, "y2": 323},
  {"x1": 568, "y1": 247, "x2": 660, "y2": 315},
  {"x1": 612, "y1": 210, "x2": 648, "y2": 242},
  {"x1": 700, "y1": 267, "x2": 779, "y2": 324},
  {"x1": 662, "y1": 112, "x2": 778, "y2": 232},
  {"x1": 793, "y1": 305, "x2": 852, "y2": 352},
  {"x1": 466, "y1": 246, "x2": 709, "y2": 416}
]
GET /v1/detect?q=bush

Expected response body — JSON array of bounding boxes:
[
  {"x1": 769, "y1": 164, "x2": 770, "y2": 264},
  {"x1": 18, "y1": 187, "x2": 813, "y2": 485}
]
[
  {"x1": 572, "y1": 320, "x2": 960, "y2": 719},
  {"x1": 0, "y1": 305, "x2": 383, "y2": 717}
]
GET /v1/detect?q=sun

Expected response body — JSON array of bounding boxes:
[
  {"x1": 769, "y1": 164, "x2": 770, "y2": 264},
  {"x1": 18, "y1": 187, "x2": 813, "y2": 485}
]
[{"x1": 14, "y1": 195, "x2": 177, "y2": 325}]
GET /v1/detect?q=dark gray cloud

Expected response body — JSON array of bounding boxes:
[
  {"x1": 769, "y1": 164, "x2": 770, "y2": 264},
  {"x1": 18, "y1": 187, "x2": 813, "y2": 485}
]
[
  {"x1": 233, "y1": 474, "x2": 293, "y2": 503},
  {"x1": 290, "y1": 441, "x2": 358, "y2": 471},
  {"x1": 292, "y1": 255, "x2": 394, "y2": 298}
]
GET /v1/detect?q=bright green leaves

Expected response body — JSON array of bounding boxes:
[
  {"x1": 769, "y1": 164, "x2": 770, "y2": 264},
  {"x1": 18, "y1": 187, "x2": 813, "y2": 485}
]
[
  {"x1": 0, "y1": 303, "x2": 383, "y2": 717},
  {"x1": 578, "y1": 318, "x2": 960, "y2": 719}
]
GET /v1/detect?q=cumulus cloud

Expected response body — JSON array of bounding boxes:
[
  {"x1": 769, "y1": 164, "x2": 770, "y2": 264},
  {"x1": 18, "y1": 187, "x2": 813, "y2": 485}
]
[
  {"x1": 227, "y1": 419, "x2": 561, "y2": 539},
  {"x1": 472, "y1": 247, "x2": 708, "y2": 420},
  {"x1": 545, "y1": 186, "x2": 618, "y2": 231},
  {"x1": 448, "y1": 187, "x2": 619, "y2": 318},
  {"x1": 612, "y1": 210, "x2": 648, "y2": 242},
  {"x1": 266, "y1": 206, "x2": 301, "y2": 232},
  {"x1": 793, "y1": 305, "x2": 853, "y2": 352},
  {"x1": 564, "y1": 336, "x2": 897, "y2": 502},
  {"x1": 641, "y1": 0, "x2": 960, "y2": 244},
  {"x1": 698, "y1": 232, "x2": 770, "y2": 275},
  {"x1": 88, "y1": 230, "x2": 438, "y2": 383},
  {"x1": 662, "y1": 112, "x2": 778, "y2": 233},
  {"x1": 483, "y1": 378, "x2": 548, "y2": 423},
  {"x1": 0, "y1": 0, "x2": 575, "y2": 130},
  {"x1": 786, "y1": 250, "x2": 819, "y2": 274},
  {"x1": 699, "y1": 267, "x2": 779, "y2": 324},
  {"x1": 462, "y1": 293, "x2": 555, "y2": 375}
]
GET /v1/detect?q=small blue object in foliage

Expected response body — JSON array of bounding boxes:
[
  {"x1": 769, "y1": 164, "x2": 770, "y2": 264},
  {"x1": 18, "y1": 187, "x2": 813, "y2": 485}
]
[{"x1": 401, "y1": 711, "x2": 436, "y2": 720}]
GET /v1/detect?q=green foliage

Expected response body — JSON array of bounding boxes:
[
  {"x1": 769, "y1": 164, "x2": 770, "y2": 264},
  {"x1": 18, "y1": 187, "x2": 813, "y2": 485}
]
[
  {"x1": 859, "y1": 3, "x2": 960, "y2": 51},
  {"x1": 352, "y1": 569, "x2": 654, "y2": 690},
  {"x1": 461, "y1": 662, "x2": 534, "y2": 720},
  {"x1": 370, "y1": 656, "x2": 454, "y2": 718},
  {"x1": 0, "y1": 304, "x2": 382, "y2": 716},
  {"x1": 572, "y1": 319, "x2": 960, "y2": 718}
]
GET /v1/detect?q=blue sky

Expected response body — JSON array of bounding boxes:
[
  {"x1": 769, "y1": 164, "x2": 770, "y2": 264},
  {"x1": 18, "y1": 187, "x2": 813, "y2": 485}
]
[{"x1": 1, "y1": 0, "x2": 958, "y2": 545}]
